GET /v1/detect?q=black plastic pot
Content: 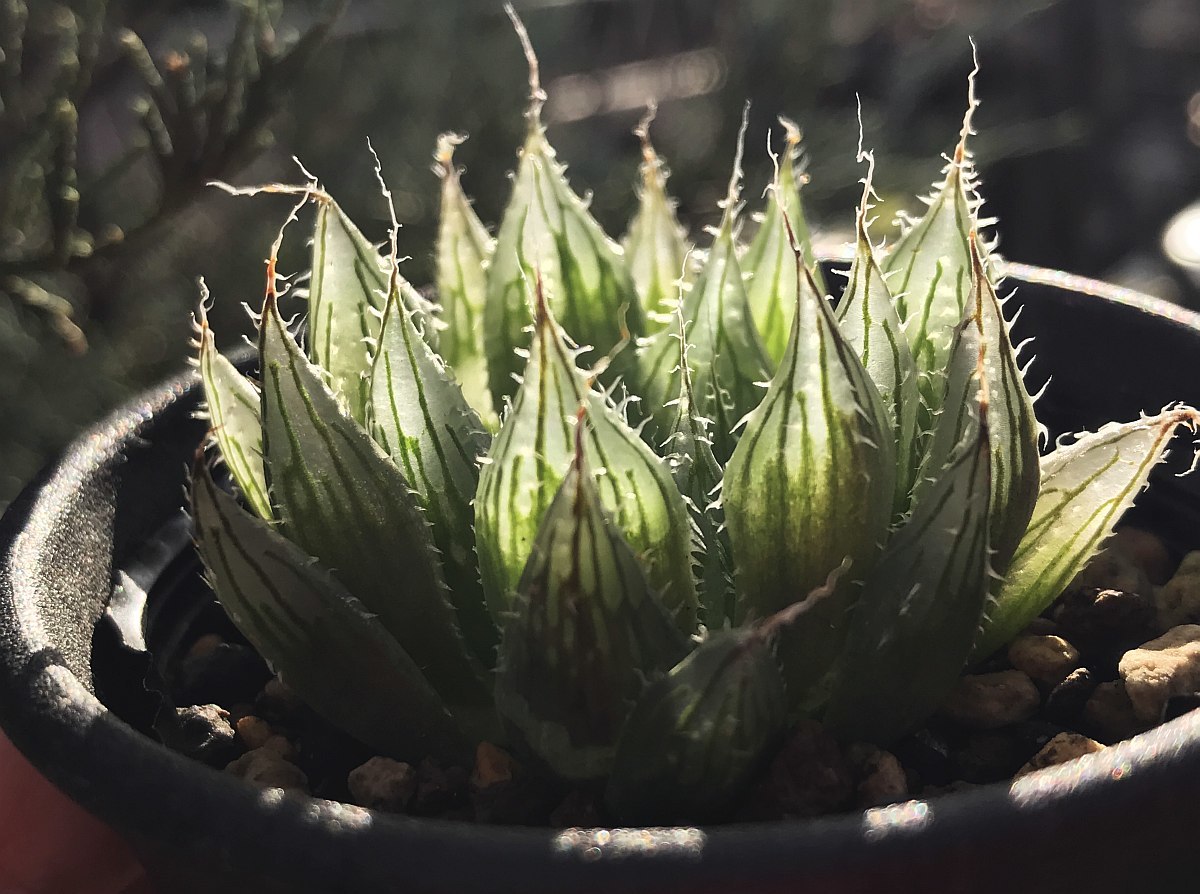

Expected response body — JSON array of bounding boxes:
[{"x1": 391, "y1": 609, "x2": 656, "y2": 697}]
[{"x1": 3, "y1": 264, "x2": 1200, "y2": 894}]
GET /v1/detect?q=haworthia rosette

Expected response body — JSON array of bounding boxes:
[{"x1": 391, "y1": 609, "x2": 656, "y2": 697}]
[
  {"x1": 434, "y1": 133, "x2": 497, "y2": 423},
  {"x1": 825, "y1": 406, "x2": 992, "y2": 744},
  {"x1": 743, "y1": 117, "x2": 825, "y2": 365},
  {"x1": 834, "y1": 156, "x2": 921, "y2": 514},
  {"x1": 191, "y1": 462, "x2": 468, "y2": 761},
  {"x1": 637, "y1": 110, "x2": 772, "y2": 464},
  {"x1": 196, "y1": 298, "x2": 271, "y2": 520},
  {"x1": 974, "y1": 405, "x2": 1200, "y2": 658},
  {"x1": 724, "y1": 247, "x2": 895, "y2": 707},
  {"x1": 494, "y1": 434, "x2": 689, "y2": 780},
  {"x1": 258, "y1": 290, "x2": 493, "y2": 723},
  {"x1": 475, "y1": 278, "x2": 697, "y2": 632},
  {"x1": 622, "y1": 108, "x2": 690, "y2": 325},
  {"x1": 369, "y1": 281, "x2": 498, "y2": 664}
]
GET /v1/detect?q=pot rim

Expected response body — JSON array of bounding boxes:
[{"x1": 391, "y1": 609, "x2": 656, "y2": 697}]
[{"x1": 2, "y1": 262, "x2": 1200, "y2": 891}]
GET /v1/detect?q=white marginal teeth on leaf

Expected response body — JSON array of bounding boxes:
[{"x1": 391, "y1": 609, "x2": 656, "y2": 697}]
[
  {"x1": 191, "y1": 462, "x2": 468, "y2": 760},
  {"x1": 622, "y1": 108, "x2": 691, "y2": 325},
  {"x1": 434, "y1": 133, "x2": 497, "y2": 423},
  {"x1": 196, "y1": 303, "x2": 271, "y2": 520},
  {"x1": 483, "y1": 123, "x2": 643, "y2": 410},
  {"x1": 369, "y1": 281, "x2": 498, "y2": 664},
  {"x1": 604, "y1": 625, "x2": 787, "y2": 824},
  {"x1": 883, "y1": 94, "x2": 982, "y2": 404},
  {"x1": 493, "y1": 442, "x2": 690, "y2": 781},
  {"x1": 834, "y1": 164, "x2": 920, "y2": 514},
  {"x1": 258, "y1": 290, "x2": 493, "y2": 724},
  {"x1": 475, "y1": 283, "x2": 698, "y2": 634},
  {"x1": 309, "y1": 196, "x2": 435, "y2": 423},
  {"x1": 968, "y1": 236, "x2": 1040, "y2": 573},
  {"x1": 724, "y1": 257, "x2": 896, "y2": 707},
  {"x1": 661, "y1": 318, "x2": 733, "y2": 627},
  {"x1": 824, "y1": 412, "x2": 991, "y2": 744},
  {"x1": 916, "y1": 238, "x2": 1040, "y2": 576},
  {"x1": 637, "y1": 113, "x2": 773, "y2": 464},
  {"x1": 743, "y1": 117, "x2": 825, "y2": 365},
  {"x1": 974, "y1": 405, "x2": 1200, "y2": 659}
]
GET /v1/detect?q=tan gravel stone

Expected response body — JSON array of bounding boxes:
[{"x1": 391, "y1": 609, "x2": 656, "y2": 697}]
[
  {"x1": 348, "y1": 756, "x2": 417, "y2": 812},
  {"x1": 225, "y1": 748, "x2": 309, "y2": 792},
  {"x1": 1119, "y1": 624, "x2": 1200, "y2": 723},
  {"x1": 846, "y1": 744, "x2": 908, "y2": 808},
  {"x1": 940, "y1": 670, "x2": 1041, "y2": 730},
  {"x1": 472, "y1": 742, "x2": 519, "y2": 789},
  {"x1": 235, "y1": 715, "x2": 273, "y2": 750},
  {"x1": 1083, "y1": 681, "x2": 1146, "y2": 743},
  {"x1": 1007, "y1": 634, "x2": 1081, "y2": 687},
  {"x1": 1111, "y1": 527, "x2": 1173, "y2": 585},
  {"x1": 1155, "y1": 553, "x2": 1200, "y2": 631},
  {"x1": 1015, "y1": 732, "x2": 1105, "y2": 778}
]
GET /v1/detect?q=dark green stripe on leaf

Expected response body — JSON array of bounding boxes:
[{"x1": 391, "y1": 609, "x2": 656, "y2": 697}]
[
  {"x1": 724, "y1": 254, "x2": 895, "y2": 708},
  {"x1": 495, "y1": 442, "x2": 689, "y2": 780},
  {"x1": 637, "y1": 119, "x2": 772, "y2": 464},
  {"x1": 743, "y1": 119, "x2": 825, "y2": 365},
  {"x1": 476, "y1": 283, "x2": 697, "y2": 633},
  {"x1": 259, "y1": 291, "x2": 493, "y2": 726},
  {"x1": 369, "y1": 280, "x2": 498, "y2": 664},
  {"x1": 191, "y1": 461, "x2": 468, "y2": 761},
  {"x1": 605, "y1": 627, "x2": 786, "y2": 825},
  {"x1": 825, "y1": 411, "x2": 992, "y2": 744},
  {"x1": 975, "y1": 406, "x2": 1200, "y2": 659},
  {"x1": 484, "y1": 128, "x2": 642, "y2": 410},
  {"x1": 197, "y1": 305, "x2": 271, "y2": 520},
  {"x1": 309, "y1": 197, "x2": 436, "y2": 423}
]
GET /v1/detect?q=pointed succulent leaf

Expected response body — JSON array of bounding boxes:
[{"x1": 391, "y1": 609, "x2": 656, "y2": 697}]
[
  {"x1": 834, "y1": 162, "x2": 921, "y2": 512},
  {"x1": 369, "y1": 283, "x2": 498, "y2": 664},
  {"x1": 475, "y1": 282, "x2": 697, "y2": 632},
  {"x1": 604, "y1": 628, "x2": 784, "y2": 824},
  {"x1": 661, "y1": 319, "x2": 734, "y2": 626},
  {"x1": 191, "y1": 462, "x2": 468, "y2": 761},
  {"x1": 308, "y1": 196, "x2": 435, "y2": 422},
  {"x1": 494, "y1": 439, "x2": 690, "y2": 780},
  {"x1": 968, "y1": 236, "x2": 1039, "y2": 571},
  {"x1": 883, "y1": 96, "x2": 983, "y2": 403},
  {"x1": 637, "y1": 118, "x2": 772, "y2": 463},
  {"x1": 915, "y1": 238, "x2": 1039, "y2": 575},
  {"x1": 824, "y1": 411, "x2": 991, "y2": 744},
  {"x1": 258, "y1": 292, "x2": 493, "y2": 722},
  {"x1": 743, "y1": 118, "x2": 826, "y2": 364},
  {"x1": 483, "y1": 119, "x2": 643, "y2": 409},
  {"x1": 724, "y1": 252, "x2": 895, "y2": 706},
  {"x1": 434, "y1": 133, "x2": 497, "y2": 422},
  {"x1": 975, "y1": 406, "x2": 1200, "y2": 659},
  {"x1": 605, "y1": 565, "x2": 843, "y2": 824},
  {"x1": 622, "y1": 110, "x2": 690, "y2": 324},
  {"x1": 197, "y1": 303, "x2": 270, "y2": 520}
]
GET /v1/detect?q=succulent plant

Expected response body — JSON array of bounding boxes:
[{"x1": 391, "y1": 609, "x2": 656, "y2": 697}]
[{"x1": 190, "y1": 18, "x2": 1199, "y2": 823}]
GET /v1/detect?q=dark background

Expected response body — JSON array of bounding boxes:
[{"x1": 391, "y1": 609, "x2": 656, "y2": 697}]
[{"x1": 2, "y1": 0, "x2": 1198, "y2": 507}]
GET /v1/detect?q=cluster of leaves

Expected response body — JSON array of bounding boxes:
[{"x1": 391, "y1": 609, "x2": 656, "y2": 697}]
[{"x1": 192, "y1": 21, "x2": 1198, "y2": 823}]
